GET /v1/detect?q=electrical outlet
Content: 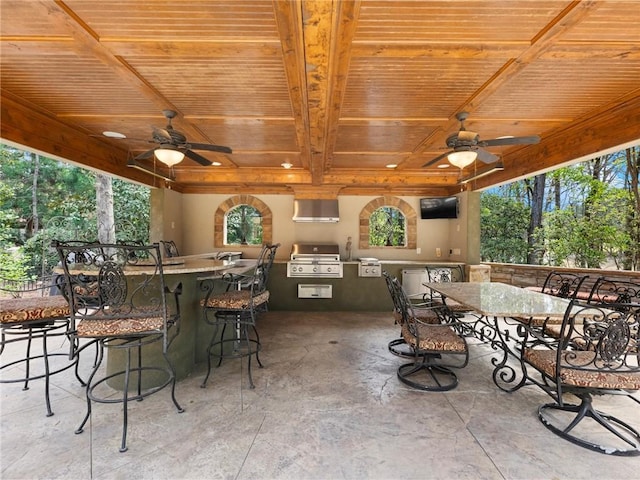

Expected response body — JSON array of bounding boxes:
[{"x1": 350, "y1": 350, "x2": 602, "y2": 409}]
[
  {"x1": 416, "y1": 247, "x2": 421, "y2": 254},
  {"x1": 436, "y1": 248, "x2": 441, "y2": 257},
  {"x1": 453, "y1": 248, "x2": 461, "y2": 255}
]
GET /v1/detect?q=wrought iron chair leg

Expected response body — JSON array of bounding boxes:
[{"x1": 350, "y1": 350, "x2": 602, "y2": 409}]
[
  {"x1": 539, "y1": 394, "x2": 640, "y2": 456},
  {"x1": 162, "y1": 349, "x2": 184, "y2": 413},
  {"x1": 200, "y1": 322, "x2": 220, "y2": 388},
  {"x1": 388, "y1": 337, "x2": 413, "y2": 358},
  {"x1": 397, "y1": 356, "x2": 459, "y2": 392},
  {"x1": 218, "y1": 322, "x2": 228, "y2": 367},
  {"x1": 76, "y1": 342, "x2": 104, "y2": 436},
  {"x1": 23, "y1": 329, "x2": 33, "y2": 391},
  {"x1": 41, "y1": 328, "x2": 53, "y2": 417},
  {"x1": 251, "y1": 324, "x2": 263, "y2": 368},
  {"x1": 243, "y1": 325, "x2": 255, "y2": 389},
  {"x1": 119, "y1": 346, "x2": 132, "y2": 453}
]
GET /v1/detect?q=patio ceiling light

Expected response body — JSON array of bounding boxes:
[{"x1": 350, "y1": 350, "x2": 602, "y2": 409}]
[
  {"x1": 448, "y1": 150, "x2": 477, "y2": 169},
  {"x1": 155, "y1": 148, "x2": 185, "y2": 167}
]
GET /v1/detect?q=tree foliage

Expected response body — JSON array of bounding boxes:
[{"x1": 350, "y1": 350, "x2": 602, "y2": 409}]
[
  {"x1": 482, "y1": 146, "x2": 639, "y2": 270},
  {"x1": 225, "y1": 205, "x2": 262, "y2": 245},
  {"x1": 1, "y1": 144, "x2": 150, "y2": 276},
  {"x1": 369, "y1": 207, "x2": 406, "y2": 247},
  {"x1": 480, "y1": 193, "x2": 530, "y2": 263}
]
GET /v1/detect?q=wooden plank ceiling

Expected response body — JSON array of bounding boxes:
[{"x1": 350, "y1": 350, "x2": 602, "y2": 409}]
[{"x1": 1, "y1": 0, "x2": 639, "y2": 197}]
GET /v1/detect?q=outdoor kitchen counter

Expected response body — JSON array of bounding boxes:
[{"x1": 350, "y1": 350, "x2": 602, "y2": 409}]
[{"x1": 267, "y1": 261, "x2": 466, "y2": 311}]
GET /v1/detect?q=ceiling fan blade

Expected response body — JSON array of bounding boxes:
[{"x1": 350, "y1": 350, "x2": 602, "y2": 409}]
[
  {"x1": 481, "y1": 135, "x2": 541, "y2": 147},
  {"x1": 422, "y1": 151, "x2": 452, "y2": 168},
  {"x1": 189, "y1": 142, "x2": 232, "y2": 154},
  {"x1": 134, "y1": 148, "x2": 156, "y2": 160},
  {"x1": 476, "y1": 148, "x2": 500, "y2": 164},
  {"x1": 183, "y1": 149, "x2": 213, "y2": 166}
]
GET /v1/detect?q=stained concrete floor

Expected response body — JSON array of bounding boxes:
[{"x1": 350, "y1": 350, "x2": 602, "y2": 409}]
[{"x1": 1, "y1": 311, "x2": 639, "y2": 480}]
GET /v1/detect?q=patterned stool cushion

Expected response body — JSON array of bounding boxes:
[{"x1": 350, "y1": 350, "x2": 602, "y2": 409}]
[
  {"x1": 201, "y1": 290, "x2": 270, "y2": 310},
  {"x1": 401, "y1": 324, "x2": 467, "y2": 353},
  {"x1": 523, "y1": 348, "x2": 640, "y2": 390},
  {"x1": 0, "y1": 296, "x2": 70, "y2": 324},
  {"x1": 76, "y1": 308, "x2": 165, "y2": 338}
]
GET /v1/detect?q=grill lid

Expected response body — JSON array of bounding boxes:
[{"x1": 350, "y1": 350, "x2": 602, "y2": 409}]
[{"x1": 290, "y1": 243, "x2": 340, "y2": 260}]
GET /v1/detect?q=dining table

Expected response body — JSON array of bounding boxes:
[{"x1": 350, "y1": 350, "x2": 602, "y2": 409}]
[{"x1": 422, "y1": 281, "x2": 573, "y2": 392}]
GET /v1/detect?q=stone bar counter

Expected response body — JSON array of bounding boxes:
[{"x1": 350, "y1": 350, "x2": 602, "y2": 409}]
[{"x1": 105, "y1": 253, "x2": 256, "y2": 386}]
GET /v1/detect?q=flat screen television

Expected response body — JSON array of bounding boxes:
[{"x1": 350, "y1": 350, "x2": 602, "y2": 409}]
[{"x1": 420, "y1": 196, "x2": 459, "y2": 219}]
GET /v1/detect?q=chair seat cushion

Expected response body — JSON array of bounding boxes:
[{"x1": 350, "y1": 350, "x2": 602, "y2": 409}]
[
  {"x1": 401, "y1": 323, "x2": 467, "y2": 353},
  {"x1": 0, "y1": 296, "x2": 70, "y2": 324},
  {"x1": 76, "y1": 311, "x2": 164, "y2": 338},
  {"x1": 201, "y1": 290, "x2": 270, "y2": 310},
  {"x1": 523, "y1": 348, "x2": 640, "y2": 390}
]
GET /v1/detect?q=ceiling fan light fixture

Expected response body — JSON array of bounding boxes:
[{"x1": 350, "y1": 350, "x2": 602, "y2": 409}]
[
  {"x1": 155, "y1": 148, "x2": 184, "y2": 167},
  {"x1": 448, "y1": 150, "x2": 477, "y2": 169}
]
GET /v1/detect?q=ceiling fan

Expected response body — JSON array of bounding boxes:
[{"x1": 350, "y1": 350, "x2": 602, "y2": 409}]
[
  {"x1": 422, "y1": 112, "x2": 540, "y2": 169},
  {"x1": 134, "y1": 110, "x2": 232, "y2": 167}
]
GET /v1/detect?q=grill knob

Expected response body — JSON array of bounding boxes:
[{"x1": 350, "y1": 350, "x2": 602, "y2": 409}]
[{"x1": 313, "y1": 266, "x2": 318, "y2": 273}]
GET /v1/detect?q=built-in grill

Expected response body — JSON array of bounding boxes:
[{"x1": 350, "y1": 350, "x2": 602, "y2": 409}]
[
  {"x1": 358, "y1": 257, "x2": 382, "y2": 277},
  {"x1": 287, "y1": 243, "x2": 343, "y2": 278}
]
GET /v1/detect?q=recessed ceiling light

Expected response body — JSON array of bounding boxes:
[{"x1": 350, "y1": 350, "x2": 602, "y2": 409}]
[
  {"x1": 437, "y1": 164, "x2": 450, "y2": 169},
  {"x1": 281, "y1": 162, "x2": 293, "y2": 169},
  {"x1": 102, "y1": 131, "x2": 126, "y2": 139},
  {"x1": 386, "y1": 164, "x2": 397, "y2": 169},
  {"x1": 211, "y1": 161, "x2": 221, "y2": 166}
]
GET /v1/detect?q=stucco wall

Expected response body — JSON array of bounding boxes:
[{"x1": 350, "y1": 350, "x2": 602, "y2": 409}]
[{"x1": 151, "y1": 190, "x2": 479, "y2": 263}]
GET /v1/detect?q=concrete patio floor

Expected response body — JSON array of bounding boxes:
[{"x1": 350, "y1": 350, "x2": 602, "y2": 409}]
[{"x1": 1, "y1": 311, "x2": 638, "y2": 479}]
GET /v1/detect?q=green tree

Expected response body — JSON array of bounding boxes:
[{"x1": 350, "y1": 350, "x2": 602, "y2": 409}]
[
  {"x1": 1, "y1": 144, "x2": 150, "y2": 276},
  {"x1": 226, "y1": 205, "x2": 262, "y2": 245},
  {"x1": 369, "y1": 207, "x2": 405, "y2": 247},
  {"x1": 480, "y1": 193, "x2": 530, "y2": 263}
]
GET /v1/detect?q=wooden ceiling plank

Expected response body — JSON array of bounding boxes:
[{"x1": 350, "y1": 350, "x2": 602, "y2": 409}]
[
  {"x1": 321, "y1": 0, "x2": 361, "y2": 172},
  {"x1": 300, "y1": 0, "x2": 336, "y2": 185},
  {"x1": 272, "y1": 0, "x2": 312, "y2": 171}
]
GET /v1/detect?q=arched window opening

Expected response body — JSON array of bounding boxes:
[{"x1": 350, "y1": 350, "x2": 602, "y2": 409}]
[
  {"x1": 225, "y1": 205, "x2": 262, "y2": 245},
  {"x1": 359, "y1": 196, "x2": 416, "y2": 250},
  {"x1": 369, "y1": 206, "x2": 406, "y2": 247}
]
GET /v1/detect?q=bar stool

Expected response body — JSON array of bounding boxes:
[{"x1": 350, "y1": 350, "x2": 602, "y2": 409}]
[
  {"x1": 55, "y1": 241, "x2": 183, "y2": 452},
  {"x1": 0, "y1": 275, "x2": 77, "y2": 417},
  {"x1": 200, "y1": 243, "x2": 279, "y2": 388}
]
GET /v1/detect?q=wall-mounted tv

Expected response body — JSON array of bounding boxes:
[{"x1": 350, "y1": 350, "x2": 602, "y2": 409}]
[{"x1": 420, "y1": 196, "x2": 459, "y2": 219}]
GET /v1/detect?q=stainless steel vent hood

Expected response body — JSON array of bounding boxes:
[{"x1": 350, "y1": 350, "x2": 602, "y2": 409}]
[{"x1": 292, "y1": 199, "x2": 340, "y2": 223}]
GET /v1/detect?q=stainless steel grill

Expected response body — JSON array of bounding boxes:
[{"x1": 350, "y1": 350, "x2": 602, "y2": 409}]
[
  {"x1": 358, "y1": 257, "x2": 381, "y2": 277},
  {"x1": 287, "y1": 243, "x2": 343, "y2": 278}
]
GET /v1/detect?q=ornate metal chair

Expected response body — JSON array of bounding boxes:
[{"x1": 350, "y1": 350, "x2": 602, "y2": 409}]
[
  {"x1": 522, "y1": 300, "x2": 640, "y2": 455},
  {"x1": 543, "y1": 277, "x2": 640, "y2": 339},
  {"x1": 161, "y1": 240, "x2": 180, "y2": 258},
  {"x1": 200, "y1": 243, "x2": 279, "y2": 388},
  {"x1": 0, "y1": 274, "x2": 77, "y2": 417},
  {"x1": 55, "y1": 242, "x2": 183, "y2": 452},
  {"x1": 587, "y1": 277, "x2": 640, "y2": 305},
  {"x1": 526, "y1": 271, "x2": 589, "y2": 299},
  {"x1": 383, "y1": 270, "x2": 440, "y2": 357},
  {"x1": 514, "y1": 271, "x2": 590, "y2": 330},
  {"x1": 424, "y1": 265, "x2": 472, "y2": 315},
  {"x1": 394, "y1": 275, "x2": 469, "y2": 391}
]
